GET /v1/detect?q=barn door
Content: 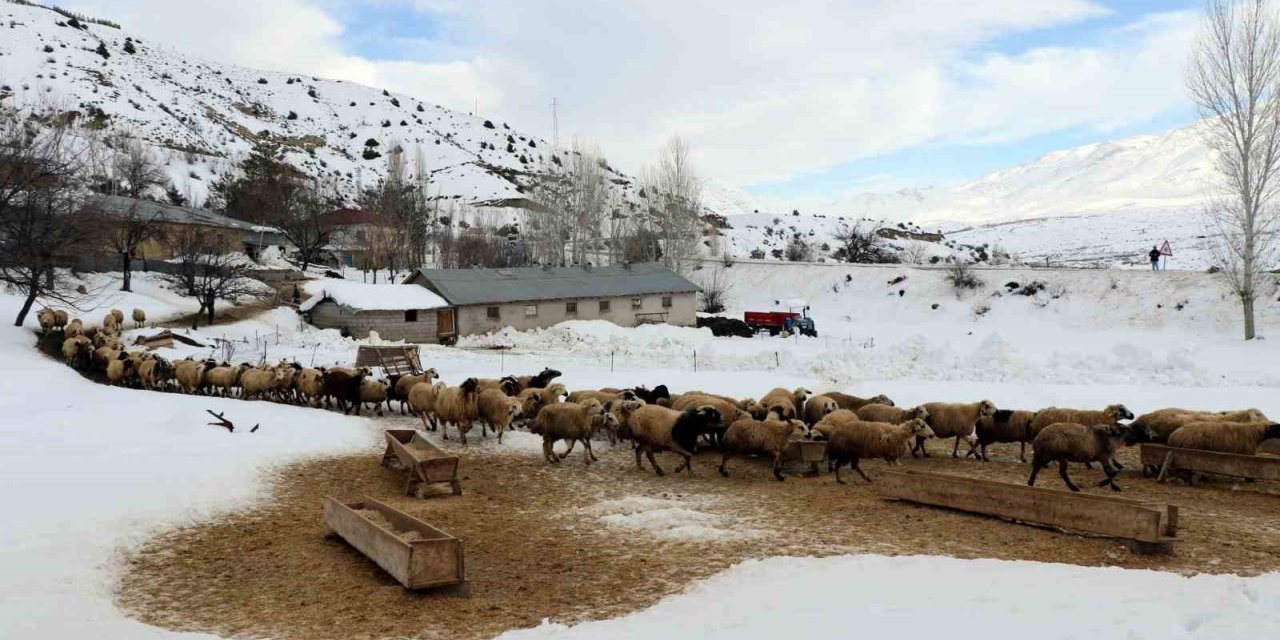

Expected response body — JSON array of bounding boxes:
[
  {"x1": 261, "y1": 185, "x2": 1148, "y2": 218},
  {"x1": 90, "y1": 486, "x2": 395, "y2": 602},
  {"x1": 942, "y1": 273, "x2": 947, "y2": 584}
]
[{"x1": 436, "y1": 308, "x2": 455, "y2": 336}]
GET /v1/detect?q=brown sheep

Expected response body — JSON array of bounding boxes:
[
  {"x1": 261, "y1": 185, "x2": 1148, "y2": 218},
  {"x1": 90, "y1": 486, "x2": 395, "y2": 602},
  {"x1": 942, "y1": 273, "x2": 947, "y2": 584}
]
[
  {"x1": 476, "y1": 375, "x2": 520, "y2": 396},
  {"x1": 295, "y1": 368, "x2": 326, "y2": 406},
  {"x1": 37, "y1": 309, "x2": 56, "y2": 333},
  {"x1": 205, "y1": 363, "x2": 251, "y2": 398},
  {"x1": 61, "y1": 336, "x2": 92, "y2": 369},
  {"x1": 51, "y1": 309, "x2": 67, "y2": 330},
  {"x1": 967, "y1": 409, "x2": 1039, "y2": 462},
  {"x1": 812, "y1": 409, "x2": 862, "y2": 442},
  {"x1": 670, "y1": 391, "x2": 752, "y2": 411},
  {"x1": 516, "y1": 367, "x2": 562, "y2": 390},
  {"x1": 433, "y1": 379, "x2": 481, "y2": 443},
  {"x1": 137, "y1": 357, "x2": 174, "y2": 391},
  {"x1": 477, "y1": 388, "x2": 524, "y2": 443},
  {"x1": 64, "y1": 318, "x2": 84, "y2": 339},
  {"x1": 670, "y1": 393, "x2": 749, "y2": 448},
  {"x1": 1134, "y1": 408, "x2": 1269, "y2": 443},
  {"x1": 110, "y1": 308, "x2": 124, "y2": 324},
  {"x1": 173, "y1": 359, "x2": 211, "y2": 394},
  {"x1": 359, "y1": 378, "x2": 389, "y2": 416},
  {"x1": 531, "y1": 399, "x2": 616, "y2": 464},
  {"x1": 1167, "y1": 421, "x2": 1280, "y2": 455},
  {"x1": 757, "y1": 387, "x2": 811, "y2": 421},
  {"x1": 919, "y1": 400, "x2": 997, "y2": 458},
  {"x1": 626, "y1": 404, "x2": 722, "y2": 476},
  {"x1": 718, "y1": 418, "x2": 811, "y2": 481},
  {"x1": 855, "y1": 403, "x2": 928, "y2": 425},
  {"x1": 132, "y1": 308, "x2": 146, "y2": 328},
  {"x1": 407, "y1": 381, "x2": 445, "y2": 431},
  {"x1": 1028, "y1": 422, "x2": 1153, "y2": 491},
  {"x1": 827, "y1": 417, "x2": 935, "y2": 484},
  {"x1": 105, "y1": 352, "x2": 136, "y2": 386},
  {"x1": 239, "y1": 366, "x2": 277, "y2": 401},
  {"x1": 1029, "y1": 404, "x2": 1134, "y2": 439},
  {"x1": 517, "y1": 384, "x2": 565, "y2": 425},
  {"x1": 802, "y1": 395, "x2": 839, "y2": 426},
  {"x1": 825, "y1": 391, "x2": 895, "y2": 411},
  {"x1": 392, "y1": 368, "x2": 439, "y2": 415}
]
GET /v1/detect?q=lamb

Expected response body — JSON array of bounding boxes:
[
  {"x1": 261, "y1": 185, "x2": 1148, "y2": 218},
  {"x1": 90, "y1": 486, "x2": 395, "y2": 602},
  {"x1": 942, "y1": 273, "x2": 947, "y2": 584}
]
[
  {"x1": 531, "y1": 399, "x2": 616, "y2": 465},
  {"x1": 802, "y1": 395, "x2": 839, "y2": 426},
  {"x1": 517, "y1": 367, "x2": 562, "y2": 390},
  {"x1": 476, "y1": 375, "x2": 520, "y2": 396},
  {"x1": 717, "y1": 418, "x2": 811, "y2": 481},
  {"x1": 476, "y1": 389, "x2": 524, "y2": 443},
  {"x1": 827, "y1": 417, "x2": 936, "y2": 484},
  {"x1": 407, "y1": 381, "x2": 445, "y2": 431},
  {"x1": 1167, "y1": 421, "x2": 1280, "y2": 455},
  {"x1": 239, "y1": 366, "x2": 278, "y2": 401},
  {"x1": 1133, "y1": 408, "x2": 1269, "y2": 442},
  {"x1": 855, "y1": 403, "x2": 928, "y2": 425},
  {"x1": 64, "y1": 318, "x2": 84, "y2": 339},
  {"x1": 358, "y1": 378, "x2": 390, "y2": 416},
  {"x1": 432, "y1": 378, "x2": 481, "y2": 443},
  {"x1": 918, "y1": 400, "x2": 997, "y2": 458},
  {"x1": 205, "y1": 363, "x2": 251, "y2": 398},
  {"x1": 625, "y1": 404, "x2": 722, "y2": 476},
  {"x1": 825, "y1": 391, "x2": 895, "y2": 411},
  {"x1": 602, "y1": 397, "x2": 647, "y2": 446},
  {"x1": 392, "y1": 368, "x2": 439, "y2": 414},
  {"x1": 1028, "y1": 422, "x2": 1153, "y2": 491},
  {"x1": 61, "y1": 336, "x2": 92, "y2": 369},
  {"x1": 132, "y1": 308, "x2": 146, "y2": 328},
  {"x1": 757, "y1": 387, "x2": 811, "y2": 421},
  {"x1": 968, "y1": 409, "x2": 1039, "y2": 462}
]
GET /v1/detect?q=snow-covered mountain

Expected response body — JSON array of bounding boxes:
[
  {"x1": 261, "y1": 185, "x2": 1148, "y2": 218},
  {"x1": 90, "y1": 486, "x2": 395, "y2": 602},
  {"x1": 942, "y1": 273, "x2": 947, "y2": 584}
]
[{"x1": 0, "y1": 1, "x2": 638, "y2": 208}]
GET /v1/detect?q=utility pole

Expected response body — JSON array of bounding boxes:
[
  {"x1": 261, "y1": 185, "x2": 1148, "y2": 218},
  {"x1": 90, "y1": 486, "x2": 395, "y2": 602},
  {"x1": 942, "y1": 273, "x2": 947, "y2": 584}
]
[{"x1": 551, "y1": 97, "x2": 559, "y2": 149}]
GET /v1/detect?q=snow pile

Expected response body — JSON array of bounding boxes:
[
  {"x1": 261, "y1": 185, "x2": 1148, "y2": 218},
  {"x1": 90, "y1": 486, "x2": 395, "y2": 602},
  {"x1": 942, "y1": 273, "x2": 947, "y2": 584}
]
[
  {"x1": 588, "y1": 494, "x2": 762, "y2": 542},
  {"x1": 460, "y1": 320, "x2": 716, "y2": 354},
  {"x1": 299, "y1": 279, "x2": 449, "y2": 312},
  {"x1": 499, "y1": 554, "x2": 1280, "y2": 639}
]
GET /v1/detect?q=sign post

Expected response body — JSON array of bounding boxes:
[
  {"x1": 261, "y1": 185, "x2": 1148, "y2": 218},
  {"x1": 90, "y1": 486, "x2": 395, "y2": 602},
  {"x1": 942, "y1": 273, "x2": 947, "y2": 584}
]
[{"x1": 1159, "y1": 240, "x2": 1173, "y2": 271}]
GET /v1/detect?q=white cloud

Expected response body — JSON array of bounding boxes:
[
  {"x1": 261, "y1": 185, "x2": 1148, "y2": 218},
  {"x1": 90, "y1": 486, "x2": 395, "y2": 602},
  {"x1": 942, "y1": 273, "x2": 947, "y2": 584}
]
[{"x1": 66, "y1": 0, "x2": 1198, "y2": 194}]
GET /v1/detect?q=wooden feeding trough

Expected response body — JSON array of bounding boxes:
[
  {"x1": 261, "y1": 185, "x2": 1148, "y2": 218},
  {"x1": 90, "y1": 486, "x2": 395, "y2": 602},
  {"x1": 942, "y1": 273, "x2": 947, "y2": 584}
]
[
  {"x1": 783, "y1": 439, "x2": 827, "y2": 476},
  {"x1": 324, "y1": 496, "x2": 465, "y2": 590},
  {"x1": 382, "y1": 429, "x2": 462, "y2": 497},
  {"x1": 876, "y1": 469, "x2": 1178, "y2": 553},
  {"x1": 1142, "y1": 443, "x2": 1280, "y2": 484}
]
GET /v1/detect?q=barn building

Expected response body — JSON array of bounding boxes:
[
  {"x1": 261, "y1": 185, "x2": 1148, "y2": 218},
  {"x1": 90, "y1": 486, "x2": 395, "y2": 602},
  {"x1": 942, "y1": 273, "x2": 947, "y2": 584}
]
[
  {"x1": 403, "y1": 263, "x2": 700, "y2": 337},
  {"x1": 299, "y1": 280, "x2": 454, "y2": 343}
]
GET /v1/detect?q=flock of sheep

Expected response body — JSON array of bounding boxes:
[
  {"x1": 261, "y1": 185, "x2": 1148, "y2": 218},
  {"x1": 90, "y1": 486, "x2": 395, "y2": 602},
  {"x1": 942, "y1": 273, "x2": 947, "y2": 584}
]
[{"x1": 43, "y1": 309, "x2": 1280, "y2": 492}]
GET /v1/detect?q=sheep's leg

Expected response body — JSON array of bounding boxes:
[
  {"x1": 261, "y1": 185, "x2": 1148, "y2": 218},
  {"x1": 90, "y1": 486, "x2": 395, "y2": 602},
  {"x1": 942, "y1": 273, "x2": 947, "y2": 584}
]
[
  {"x1": 951, "y1": 435, "x2": 962, "y2": 458},
  {"x1": 459, "y1": 424, "x2": 470, "y2": 445},
  {"x1": 674, "y1": 453, "x2": 695, "y2": 476},
  {"x1": 914, "y1": 436, "x2": 930, "y2": 458},
  {"x1": 772, "y1": 453, "x2": 786, "y2": 481},
  {"x1": 834, "y1": 460, "x2": 845, "y2": 484},
  {"x1": 1098, "y1": 459, "x2": 1122, "y2": 491},
  {"x1": 586, "y1": 439, "x2": 598, "y2": 462},
  {"x1": 1027, "y1": 461, "x2": 1043, "y2": 487},
  {"x1": 560, "y1": 439, "x2": 578, "y2": 457},
  {"x1": 718, "y1": 453, "x2": 731, "y2": 478},
  {"x1": 582, "y1": 439, "x2": 595, "y2": 465},
  {"x1": 634, "y1": 447, "x2": 644, "y2": 471},
  {"x1": 543, "y1": 438, "x2": 560, "y2": 464},
  {"x1": 497, "y1": 425, "x2": 505, "y2": 444},
  {"x1": 645, "y1": 449, "x2": 665, "y2": 476},
  {"x1": 851, "y1": 458, "x2": 872, "y2": 483},
  {"x1": 1057, "y1": 460, "x2": 1081, "y2": 492},
  {"x1": 1018, "y1": 442, "x2": 1026, "y2": 463}
]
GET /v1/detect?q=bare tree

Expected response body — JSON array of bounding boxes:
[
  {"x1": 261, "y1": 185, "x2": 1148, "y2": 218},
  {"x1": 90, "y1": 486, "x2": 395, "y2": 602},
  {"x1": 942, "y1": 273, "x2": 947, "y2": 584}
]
[
  {"x1": 698, "y1": 264, "x2": 732, "y2": 313},
  {"x1": 92, "y1": 198, "x2": 163, "y2": 292},
  {"x1": 0, "y1": 105, "x2": 88, "y2": 326},
  {"x1": 111, "y1": 138, "x2": 167, "y2": 199},
  {"x1": 784, "y1": 235, "x2": 813, "y2": 262},
  {"x1": 160, "y1": 224, "x2": 264, "y2": 329},
  {"x1": 1189, "y1": 0, "x2": 1280, "y2": 339},
  {"x1": 832, "y1": 221, "x2": 895, "y2": 264},
  {"x1": 642, "y1": 137, "x2": 703, "y2": 274},
  {"x1": 275, "y1": 182, "x2": 336, "y2": 273}
]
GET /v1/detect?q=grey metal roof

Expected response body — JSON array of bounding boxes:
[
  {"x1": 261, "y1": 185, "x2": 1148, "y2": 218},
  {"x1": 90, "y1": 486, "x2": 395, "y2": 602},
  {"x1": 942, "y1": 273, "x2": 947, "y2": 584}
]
[
  {"x1": 86, "y1": 194, "x2": 268, "y2": 232},
  {"x1": 408, "y1": 263, "x2": 700, "y2": 306}
]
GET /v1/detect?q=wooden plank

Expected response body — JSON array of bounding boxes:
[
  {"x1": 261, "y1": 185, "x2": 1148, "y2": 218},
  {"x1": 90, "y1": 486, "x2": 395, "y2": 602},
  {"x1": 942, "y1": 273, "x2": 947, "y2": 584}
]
[
  {"x1": 324, "y1": 496, "x2": 465, "y2": 589},
  {"x1": 1141, "y1": 443, "x2": 1280, "y2": 482},
  {"x1": 382, "y1": 430, "x2": 462, "y2": 497},
  {"x1": 876, "y1": 469, "x2": 1176, "y2": 545},
  {"x1": 784, "y1": 440, "x2": 827, "y2": 463}
]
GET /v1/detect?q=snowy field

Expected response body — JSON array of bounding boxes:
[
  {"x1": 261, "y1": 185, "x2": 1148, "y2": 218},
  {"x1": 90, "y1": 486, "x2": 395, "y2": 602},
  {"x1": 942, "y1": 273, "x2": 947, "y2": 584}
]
[{"x1": 4, "y1": 262, "x2": 1280, "y2": 639}]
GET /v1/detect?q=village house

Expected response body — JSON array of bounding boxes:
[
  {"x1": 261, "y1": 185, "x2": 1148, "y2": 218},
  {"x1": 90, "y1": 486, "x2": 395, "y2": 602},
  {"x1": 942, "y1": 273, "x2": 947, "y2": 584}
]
[
  {"x1": 299, "y1": 279, "x2": 454, "y2": 343},
  {"x1": 85, "y1": 194, "x2": 284, "y2": 261}
]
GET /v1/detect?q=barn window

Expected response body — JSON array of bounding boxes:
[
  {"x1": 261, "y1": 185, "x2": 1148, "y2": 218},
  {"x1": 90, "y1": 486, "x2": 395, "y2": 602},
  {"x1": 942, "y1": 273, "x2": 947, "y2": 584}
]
[
  {"x1": 631, "y1": 297, "x2": 642, "y2": 310},
  {"x1": 662, "y1": 296, "x2": 673, "y2": 308},
  {"x1": 404, "y1": 310, "x2": 418, "y2": 322},
  {"x1": 524, "y1": 305, "x2": 538, "y2": 317},
  {"x1": 599, "y1": 300, "x2": 611, "y2": 313},
  {"x1": 566, "y1": 301, "x2": 577, "y2": 315},
  {"x1": 487, "y1": 306, "x2": 500, "y2": 319}
]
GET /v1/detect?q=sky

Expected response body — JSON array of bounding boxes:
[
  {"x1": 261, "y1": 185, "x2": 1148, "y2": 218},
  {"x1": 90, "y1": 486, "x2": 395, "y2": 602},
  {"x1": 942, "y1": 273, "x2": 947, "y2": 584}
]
[{"x1": 68, "y1": 0, "x2": 1205, "y2": 210}]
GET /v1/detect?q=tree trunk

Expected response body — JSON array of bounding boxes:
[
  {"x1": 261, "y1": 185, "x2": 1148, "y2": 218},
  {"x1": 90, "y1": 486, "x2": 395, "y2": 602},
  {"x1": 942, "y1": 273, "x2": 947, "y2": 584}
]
[
  {"x1": 14, "y1": 273, "x2": 38, "y2": 327},
  {"x1": 206, "y1": 294, "x2": 216, "y2": 324},
  {"x1": 1243, "y1": 295, "x2": 1256, "y2": 340},
  {"x1": 121, "y1": 251, "x2": 132, "y2": 292}
]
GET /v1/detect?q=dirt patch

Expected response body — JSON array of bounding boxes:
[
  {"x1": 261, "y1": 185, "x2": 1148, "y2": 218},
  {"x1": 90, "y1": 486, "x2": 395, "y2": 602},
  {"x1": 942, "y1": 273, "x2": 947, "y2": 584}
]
[{"x1": 119, "y1": 423, "x2": 1280, "y2": 640}]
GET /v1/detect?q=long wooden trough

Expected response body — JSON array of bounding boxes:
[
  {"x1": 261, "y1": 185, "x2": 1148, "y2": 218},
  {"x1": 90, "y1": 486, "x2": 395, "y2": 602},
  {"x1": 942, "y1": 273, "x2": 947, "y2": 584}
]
[
  {"x1": 876, "y1": 469, "x2": 1177, "y2": 552},
  {"x1": 1142, "y1": 443, "x2": 1280, "y2": 484},
  {"x1": 382, "y1": 429, "x2": 462, "y2": 497},
  {"x1": 324, "y1": 496, "x2": 465, "y2": 590}
]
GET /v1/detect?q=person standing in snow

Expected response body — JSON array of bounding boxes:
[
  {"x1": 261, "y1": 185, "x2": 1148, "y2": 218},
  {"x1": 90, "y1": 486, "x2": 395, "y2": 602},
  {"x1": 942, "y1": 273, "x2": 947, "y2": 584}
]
[{"x1": 1149, "y1": 246, "x2": 1161, "y2": 271}]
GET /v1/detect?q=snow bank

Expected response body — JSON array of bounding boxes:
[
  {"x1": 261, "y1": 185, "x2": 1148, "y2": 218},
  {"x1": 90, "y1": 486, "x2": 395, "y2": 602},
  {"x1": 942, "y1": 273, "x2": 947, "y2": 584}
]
[
  {"x1": 300, "y1": 279, "x2": 449, "y2": 312},
  {"x1": 500, "y1": 554, "x2": 1280, "y2": 639},
  {"x1": 460, "y1": 320, "x2": 716, "y2": 354},
  {"x1": 587, "y1": 494, "x2": 762, "y2": 542}
]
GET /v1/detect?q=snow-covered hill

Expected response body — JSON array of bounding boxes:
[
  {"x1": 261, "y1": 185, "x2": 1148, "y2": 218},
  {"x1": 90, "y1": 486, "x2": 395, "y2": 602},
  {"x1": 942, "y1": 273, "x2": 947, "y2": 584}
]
[{"x1": 0, "y1": 1, "x2": 637, "y2": 208}]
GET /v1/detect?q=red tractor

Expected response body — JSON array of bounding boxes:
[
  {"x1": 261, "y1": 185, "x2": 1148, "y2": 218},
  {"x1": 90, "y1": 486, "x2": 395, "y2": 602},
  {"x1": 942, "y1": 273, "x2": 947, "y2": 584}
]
[{"x1": 744, "y1": 309, "x2": 817, "y2": 337}]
